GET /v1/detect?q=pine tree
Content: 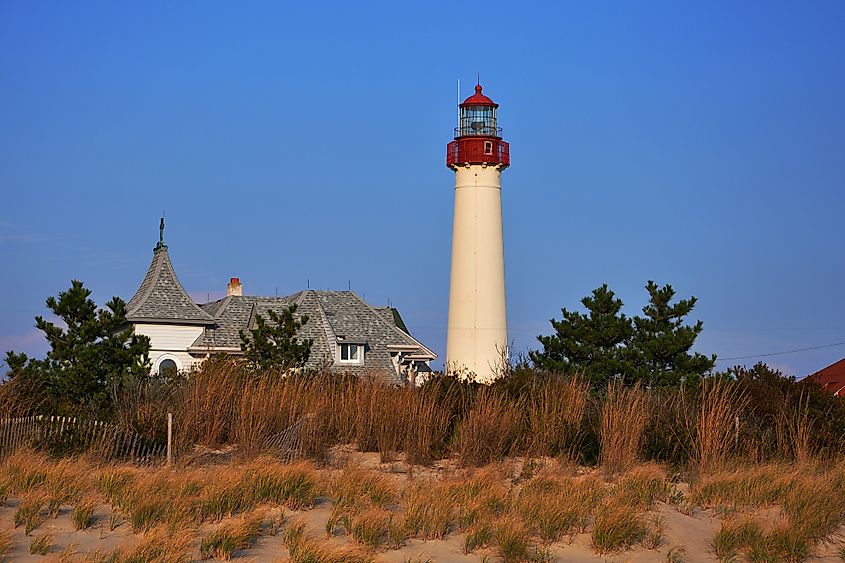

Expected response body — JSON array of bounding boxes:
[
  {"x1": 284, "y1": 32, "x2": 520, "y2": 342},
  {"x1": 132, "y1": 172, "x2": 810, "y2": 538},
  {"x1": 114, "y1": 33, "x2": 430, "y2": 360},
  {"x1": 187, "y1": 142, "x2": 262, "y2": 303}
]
[
  {"x1": 239, "y1": 304, "x2": 313, "y2": 372},
  {"x1": 4, "y1": 280, "x2": 150, "y2": 416},
  {"x1": 529, "y1": 284, "x2": 633, "y2": 386},
  {"x1": 627, "y1": 281, "x2": 715, "y2": 385}
]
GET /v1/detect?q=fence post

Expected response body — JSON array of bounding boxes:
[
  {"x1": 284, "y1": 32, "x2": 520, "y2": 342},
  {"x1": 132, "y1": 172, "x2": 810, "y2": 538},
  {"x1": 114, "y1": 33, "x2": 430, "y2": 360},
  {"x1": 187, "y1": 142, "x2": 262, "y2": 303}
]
[{"x1": 167, "y1": 412, "x2": 173, "y2": 467}]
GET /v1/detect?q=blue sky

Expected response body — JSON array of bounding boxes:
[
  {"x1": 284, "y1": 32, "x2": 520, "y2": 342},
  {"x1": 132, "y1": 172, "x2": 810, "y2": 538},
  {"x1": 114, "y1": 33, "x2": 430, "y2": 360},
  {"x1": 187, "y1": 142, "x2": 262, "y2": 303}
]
[{"x1": 2, "y1": 1, "x2": 844, "y2": 376}]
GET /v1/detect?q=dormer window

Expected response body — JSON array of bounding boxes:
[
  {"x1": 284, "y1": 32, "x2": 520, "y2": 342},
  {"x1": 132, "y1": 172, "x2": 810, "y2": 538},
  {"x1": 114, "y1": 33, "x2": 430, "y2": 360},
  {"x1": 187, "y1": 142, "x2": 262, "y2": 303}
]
[
  {"x1": 337, "y1": 341, "x2": 364, "y2": 365},
  {"x1": 340, "y1": 343, "x2": 359, "y2": 361}
]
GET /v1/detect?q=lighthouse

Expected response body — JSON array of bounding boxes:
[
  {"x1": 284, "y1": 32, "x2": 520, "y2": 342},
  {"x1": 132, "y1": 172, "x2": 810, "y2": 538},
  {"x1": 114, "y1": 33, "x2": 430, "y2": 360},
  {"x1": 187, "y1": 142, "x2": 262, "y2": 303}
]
[{"x1": 446, "y1": 84, "x2": 510, "y2": 383}]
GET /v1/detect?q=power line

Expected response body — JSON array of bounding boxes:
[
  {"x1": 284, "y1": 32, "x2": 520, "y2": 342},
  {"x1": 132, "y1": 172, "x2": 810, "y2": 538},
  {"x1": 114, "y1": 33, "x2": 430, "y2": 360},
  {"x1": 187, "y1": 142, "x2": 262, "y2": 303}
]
[
  {"x1": 716, "y1": 340, "x2": 845, "y2": 362},
  {"x1": 707, "y1": 327, "x2": 845, "y2": 332},
  {"x1": 410, "y1": 325, "x2": 845, "y2": 363}
]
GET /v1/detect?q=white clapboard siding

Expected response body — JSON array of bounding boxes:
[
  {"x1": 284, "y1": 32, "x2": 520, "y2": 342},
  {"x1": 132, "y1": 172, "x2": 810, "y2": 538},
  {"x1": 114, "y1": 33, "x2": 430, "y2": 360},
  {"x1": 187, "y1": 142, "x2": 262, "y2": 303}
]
[
  {"x1": 134, "y1": 323, "x2": 206, "y2": 372},
  {"x1": 134, "y1": 324, "x2": 204, "y2": 351}
]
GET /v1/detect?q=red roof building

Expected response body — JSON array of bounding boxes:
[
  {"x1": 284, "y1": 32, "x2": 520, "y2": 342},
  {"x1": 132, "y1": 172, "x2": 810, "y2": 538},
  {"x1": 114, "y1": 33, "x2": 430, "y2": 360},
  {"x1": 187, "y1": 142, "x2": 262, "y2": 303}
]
[{"x1": 807, "y1": 358, "x2": 845, "y2": 396}]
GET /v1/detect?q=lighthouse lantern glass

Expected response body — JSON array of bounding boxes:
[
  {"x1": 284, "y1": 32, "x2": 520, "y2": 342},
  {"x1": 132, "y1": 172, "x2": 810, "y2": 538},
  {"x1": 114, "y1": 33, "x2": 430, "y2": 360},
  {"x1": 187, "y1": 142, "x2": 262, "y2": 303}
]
[{"x1": 459, "y1": 105, "x2": 498, "y2": 137}]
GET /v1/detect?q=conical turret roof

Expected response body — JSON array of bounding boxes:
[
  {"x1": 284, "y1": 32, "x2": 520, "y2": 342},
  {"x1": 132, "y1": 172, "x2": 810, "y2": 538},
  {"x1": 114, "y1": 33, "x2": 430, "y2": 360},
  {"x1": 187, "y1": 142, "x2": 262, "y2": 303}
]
[{"x1": 126, "y1": 242, "x2": 215, "y2": 325}]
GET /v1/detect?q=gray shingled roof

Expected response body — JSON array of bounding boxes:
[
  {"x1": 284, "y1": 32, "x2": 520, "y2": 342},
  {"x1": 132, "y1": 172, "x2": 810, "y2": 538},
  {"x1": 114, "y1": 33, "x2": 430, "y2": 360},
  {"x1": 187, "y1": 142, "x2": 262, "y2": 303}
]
[
  {"x1": 190, "y1": 290, "x2": 435, "y2": 384},
  {"x1": 374, "y1": 307, "x2": 410, "y2": 335},
  {"x1": 126, "y1": 244, "x2": 215, "y2": 324}
]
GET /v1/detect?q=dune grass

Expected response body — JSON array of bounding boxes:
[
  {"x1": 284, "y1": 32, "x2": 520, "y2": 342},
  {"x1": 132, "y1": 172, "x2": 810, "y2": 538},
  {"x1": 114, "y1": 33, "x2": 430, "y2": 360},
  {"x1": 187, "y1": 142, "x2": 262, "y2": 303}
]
[
  {"x1": 9, "y1": 359, "x2": 829, "y2": 482},
  {"x1": 689, "y1": 378, "x2": 749, "y2": 472},
  {"x1": 350, "y1": 507, "x2": 404, "y2": 550},
  {"x1": 527, "y1": 376, "x2": 589, "y2": 459},
  {"x1": 712, "y1": 516, "x2": 766, "y2": 561},
  {"x1": 516, "y1": 473, "x2": 605, "y2": 541},
  {"x1": 15, "y1": 493, "x2": 45, "y2": 535},
  {"x1": 615, "y1": 463, "x2": 669, "y2": 509},
  {"x1": 326, "y1": 465, "x2": 395, "y2": 511},
  {"x1": 402, "y1": 481, "x2": 452, "y2": 540},
  {"x1": 6, "y1": 357, "x2": 844, "y2": 478},
  {"x1": 696, "y1": 463, "x2": 845, "y2": 561},
  {"x1": 285, "y1": 520, "x2": 374, "y2": 563},
  {"x1": 199, "y1": 512, "x2": 264, "y2": 560},
  {"x1": 494, "y1": 515, "x2": 531, "y2": 562},
  {"x1": 29, "y1": 532, "x2": 53, "y2": 555},
  {"x1": 0, "y1": 531, "x2": 12, "y2": 559},
  {"x1": 44, "y1": 458, "x2": 86, "y2": 517},
  {"x1": 324, "y1": 464, "x2": 404, "y2": 549},
  {"x1": 3, "y1": 441, "x2": 845, "y2": 560},
  {"x1": 689, "y1": 464, "x2": 797, "y2": 509},
  {"x1": 1, "y1": 451, "x2": 47, "y2": 493},
  {"x1": 96, "y1": 458, "x2": 320, "y2": 531},
  {"x1": 590, "y1": 501, "x2": 645, "y2": 554},
  {"x1": 463, "y1": 522, "x2": 493, "y2": 553},
  {"x1": 600, "y1": 382, "x2": 650, "y2": 474},
  {"x1": 642, "y1": 515, "x2": 663, "y2": 550},
  {"x1": 454, "y1": 388, "x2": 524, "y2": 467},
  {"x1": 118, "y1": 527, "x2": 194, "y2": 563},
  {"x1": 72, "y1": 497, "x2": 96, "y2": 530}
]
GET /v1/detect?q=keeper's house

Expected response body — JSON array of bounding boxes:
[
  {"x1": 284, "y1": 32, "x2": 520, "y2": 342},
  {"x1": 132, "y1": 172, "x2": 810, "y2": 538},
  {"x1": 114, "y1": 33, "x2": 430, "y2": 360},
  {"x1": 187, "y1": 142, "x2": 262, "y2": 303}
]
[{"x1": 125, "y1": 234, "x2": 435, "y2": 385}]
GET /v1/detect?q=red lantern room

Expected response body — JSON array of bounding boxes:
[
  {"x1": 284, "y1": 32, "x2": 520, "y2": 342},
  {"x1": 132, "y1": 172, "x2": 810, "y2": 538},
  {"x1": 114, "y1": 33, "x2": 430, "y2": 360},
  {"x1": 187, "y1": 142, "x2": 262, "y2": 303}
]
[{"x1": 446, "y1": 84, "x2": 510, "y2": 169}]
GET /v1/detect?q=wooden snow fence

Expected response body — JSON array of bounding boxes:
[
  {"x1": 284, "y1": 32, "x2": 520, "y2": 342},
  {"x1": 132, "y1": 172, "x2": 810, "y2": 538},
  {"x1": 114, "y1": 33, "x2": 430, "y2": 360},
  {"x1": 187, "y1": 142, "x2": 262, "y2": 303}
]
[
  {"x1": 262, "y1": 413, "x2": 314, "y2": 462},
  {"x1": 0, "y1": 415, "x2": 166, "y2": 464}
]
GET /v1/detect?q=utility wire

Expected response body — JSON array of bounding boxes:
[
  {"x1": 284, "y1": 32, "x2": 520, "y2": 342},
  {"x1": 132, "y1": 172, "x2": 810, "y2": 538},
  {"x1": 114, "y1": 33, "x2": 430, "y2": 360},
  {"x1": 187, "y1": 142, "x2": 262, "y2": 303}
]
[{"x1": 716, "y1": 340, "x2": 845, "y2": 362}]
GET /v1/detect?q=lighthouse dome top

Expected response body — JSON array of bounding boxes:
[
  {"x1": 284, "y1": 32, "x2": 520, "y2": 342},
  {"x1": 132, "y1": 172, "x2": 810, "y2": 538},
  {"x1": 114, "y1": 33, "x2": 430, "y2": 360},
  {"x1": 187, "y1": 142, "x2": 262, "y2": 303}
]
[{"x1": 460, "y1": 84, "x2": 498, "y2": 108}]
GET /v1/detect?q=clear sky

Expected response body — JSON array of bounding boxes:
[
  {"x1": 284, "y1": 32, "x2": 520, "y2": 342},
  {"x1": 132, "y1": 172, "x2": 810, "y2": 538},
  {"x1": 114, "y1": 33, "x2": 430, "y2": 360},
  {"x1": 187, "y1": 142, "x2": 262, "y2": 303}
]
[{"x1": 2, "y1": 1, "x2": 844, "y2": 377}]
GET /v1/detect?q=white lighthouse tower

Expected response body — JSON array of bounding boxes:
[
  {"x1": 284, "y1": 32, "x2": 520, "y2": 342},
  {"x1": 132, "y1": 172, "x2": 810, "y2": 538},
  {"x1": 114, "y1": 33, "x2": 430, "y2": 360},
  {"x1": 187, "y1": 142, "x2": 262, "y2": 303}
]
[{"x1": 446, "y1": 83, "x2": 510, "y2": 383}]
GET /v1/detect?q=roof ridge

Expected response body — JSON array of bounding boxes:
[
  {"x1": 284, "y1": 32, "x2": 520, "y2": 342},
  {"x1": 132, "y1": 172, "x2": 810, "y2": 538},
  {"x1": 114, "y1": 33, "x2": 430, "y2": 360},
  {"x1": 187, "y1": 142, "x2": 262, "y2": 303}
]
[
  {"x1": 245, "y1": 301, "x2": 258, "y2": 330},
  {"x1": 309, "y1": 290, "x2": 337, "y2": 345},
  {"x1": 347, "y1": 292, "x2": 436, "y2": 359},
  {"x1": 210, "y1": 295, "x2": 233, "y2": 319},
  {"x1": 126, "y1": 247, "x2": 165, "y2": 316}
]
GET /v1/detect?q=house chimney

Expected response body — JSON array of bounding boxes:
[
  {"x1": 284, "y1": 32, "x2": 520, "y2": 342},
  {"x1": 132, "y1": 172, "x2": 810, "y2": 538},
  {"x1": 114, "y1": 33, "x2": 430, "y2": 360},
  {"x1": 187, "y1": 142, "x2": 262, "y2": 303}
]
[{"x1": 227, "y1": 277, "x2": 242, "y2": 296}]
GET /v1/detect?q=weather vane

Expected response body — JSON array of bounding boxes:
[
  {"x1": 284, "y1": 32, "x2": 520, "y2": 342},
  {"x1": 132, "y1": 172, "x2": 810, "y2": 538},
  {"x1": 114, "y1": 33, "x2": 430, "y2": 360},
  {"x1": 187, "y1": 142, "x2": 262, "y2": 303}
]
[{"x1": 155, "y1": 216, "x2": 167, "y2": 251}]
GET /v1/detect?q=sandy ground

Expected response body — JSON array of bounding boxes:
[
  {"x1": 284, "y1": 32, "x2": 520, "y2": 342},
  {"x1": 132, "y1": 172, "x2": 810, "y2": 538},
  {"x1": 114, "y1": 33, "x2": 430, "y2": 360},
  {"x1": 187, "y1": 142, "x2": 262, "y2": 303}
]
[
  {"x1": 0, "y1": 495, "x2": 800, "y2": 562},
  {"x1": 1, "y1": 499, "x2": 720, "y2": 561},
  {"x1": 2, "y1": 450, "x2": 845, "y2": 562}
]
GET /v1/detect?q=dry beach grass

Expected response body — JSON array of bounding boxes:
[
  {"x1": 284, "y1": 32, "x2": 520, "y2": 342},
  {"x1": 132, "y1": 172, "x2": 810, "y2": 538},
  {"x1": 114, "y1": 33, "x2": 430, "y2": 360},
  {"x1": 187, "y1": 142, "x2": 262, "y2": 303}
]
[
  {"x1": 1, "y1": 362, "x2": 845, "y2": 560},
  {"x1": 0, "y1": 449, "x2": 841, "y2": 561}
]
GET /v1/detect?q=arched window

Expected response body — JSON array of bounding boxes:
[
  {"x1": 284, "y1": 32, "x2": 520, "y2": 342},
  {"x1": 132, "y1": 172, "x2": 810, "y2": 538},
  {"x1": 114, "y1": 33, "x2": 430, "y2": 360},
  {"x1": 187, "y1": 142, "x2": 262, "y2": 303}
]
[{"x1": 159, "y1": 358, "x2": 178, "y2": 378}]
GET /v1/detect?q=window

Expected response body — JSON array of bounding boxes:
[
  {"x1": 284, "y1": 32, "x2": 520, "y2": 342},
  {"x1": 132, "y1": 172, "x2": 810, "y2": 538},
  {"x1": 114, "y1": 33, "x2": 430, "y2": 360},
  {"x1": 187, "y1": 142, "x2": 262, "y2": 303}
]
[
  {"x1": 159, "y1": 358, "x2": 178, "y2": 377},
  {"x1": 484, "y1": 141, "x2": 494, "y2": 155},
  {"x1": 339, "y1": 343, "x2": 363, "y2": 364}
]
